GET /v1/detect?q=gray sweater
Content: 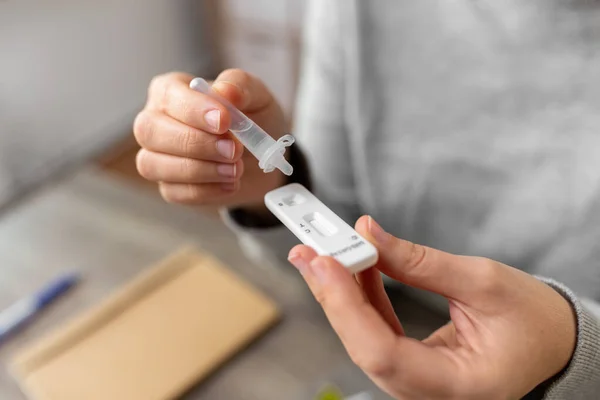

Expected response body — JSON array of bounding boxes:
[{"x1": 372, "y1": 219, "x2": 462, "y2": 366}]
[{"x1": 222, "y1": 0, "x2": 600, "y2": 398}]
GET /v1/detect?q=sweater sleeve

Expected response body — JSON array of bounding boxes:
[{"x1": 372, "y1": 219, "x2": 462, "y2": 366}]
[
  {"x1": 220, "y1": 0, "x2": 360, "y2": 267},
  {"x1": 536, "y1": 278, "x2": 600, "y2": 400}
]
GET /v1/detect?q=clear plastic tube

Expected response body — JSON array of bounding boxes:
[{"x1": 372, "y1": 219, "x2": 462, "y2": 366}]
[{"x1": 189, "y1": 77, "x2": 294, "y2": 176}]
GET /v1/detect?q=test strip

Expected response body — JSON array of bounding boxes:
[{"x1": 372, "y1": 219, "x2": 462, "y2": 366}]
[{"x1": 264, "y1": 183, "x2": 378, "y2": 274}]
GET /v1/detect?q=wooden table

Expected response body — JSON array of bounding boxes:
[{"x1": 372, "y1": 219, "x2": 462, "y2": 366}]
[{"x1": 0, "y1": 167, "x2": 447, "y2": 400}]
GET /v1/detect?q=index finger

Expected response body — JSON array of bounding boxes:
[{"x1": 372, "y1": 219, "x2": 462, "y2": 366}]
[
  {"x1": 287, "y1": 246, "x2": 459, "y2": 396},
  {"x1": 147, "y1": 72, "x2": 230, "y2": 134},
  {"x1": 287, "y1": 246, "x2": 399, "y2": 374}
]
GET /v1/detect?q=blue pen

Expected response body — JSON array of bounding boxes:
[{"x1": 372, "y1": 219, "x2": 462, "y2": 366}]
[{"x1": 0, "y1": 273, "x2": 79, "y2": 342}]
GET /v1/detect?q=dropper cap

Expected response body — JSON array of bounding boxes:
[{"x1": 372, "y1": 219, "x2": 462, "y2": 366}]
[
  {"x1": 190, "y1": 77, "x2": 295, "y2": 176},
  {"x1": 272, "y1": 155, "x2": 293, "y2": 176},
  {"x1": 258, "y1": 134, "x2": 295, "y2": 176}
]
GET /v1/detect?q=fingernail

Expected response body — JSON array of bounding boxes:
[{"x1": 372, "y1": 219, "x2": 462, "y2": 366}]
[
  {"x1": 288, "y1": 253, "x2": 311, "y2": 275},
  {"x1": 217, "y1": 163, "x2": 236, "y2": 178},
  {"x1": 309, "y1": 258, "x2": 330, "y2": 284},
  {"x1": 216, "y1": 140, "x2": 235, "y2": 160},
  {"x1": 221, "y1": 182, "x2": 237, "y2": 192},
  {"x1": 368, "y1": 216, "x2": 390, "y2": 244},
  {"x1": 204, "y1": 110, "x2": 221, "y2": 132}
]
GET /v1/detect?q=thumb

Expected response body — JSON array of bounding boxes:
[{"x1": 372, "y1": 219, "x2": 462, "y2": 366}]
[
  {"x1": 212, "y1": 68, "x2": 276, "y2": 113},
  {"x1": 356, "y1": 216, "x2": 501, "y2": 302},
  {"x1": 287, "y1": 244, "x2": 460, "y2": 395}
]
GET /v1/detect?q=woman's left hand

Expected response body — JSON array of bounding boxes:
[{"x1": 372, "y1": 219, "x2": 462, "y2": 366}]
[{"x1": 288, "y1": 216, "x2": 577, "y2": 400}]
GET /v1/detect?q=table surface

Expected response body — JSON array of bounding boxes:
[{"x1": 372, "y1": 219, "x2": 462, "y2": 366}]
[{"x1": 0, "y1": 167, "x2": 447, "y2": 400}]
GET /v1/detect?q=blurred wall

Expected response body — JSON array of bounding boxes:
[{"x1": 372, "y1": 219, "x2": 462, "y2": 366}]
[
  {"x1": 217, "y1": 0, "x2": 306, "y2": 121},
  {"x1": 0, "y1": 0, "x2": 215, "y2": 209}
]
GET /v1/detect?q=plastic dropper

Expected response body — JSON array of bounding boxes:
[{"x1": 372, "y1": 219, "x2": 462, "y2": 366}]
[{"x1": 189, "y1": 77, "x2": 294, "y2": 176}]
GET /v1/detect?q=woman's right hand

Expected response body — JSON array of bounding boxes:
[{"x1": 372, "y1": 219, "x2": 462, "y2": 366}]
[{"x1": 133, "y1": 69, "x2": 288, "y2": 210}]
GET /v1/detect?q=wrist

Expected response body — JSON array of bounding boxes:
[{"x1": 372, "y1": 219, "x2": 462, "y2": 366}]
[{"x1": 523, "y1": 276, "x2": 580, "y2": 399}]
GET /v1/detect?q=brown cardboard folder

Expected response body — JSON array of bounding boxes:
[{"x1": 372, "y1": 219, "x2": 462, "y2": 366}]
[{"x1": 10, "y1": 247, "x2": 280, "y2": 400}]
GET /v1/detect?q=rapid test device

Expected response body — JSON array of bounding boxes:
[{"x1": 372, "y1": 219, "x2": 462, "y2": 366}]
[
  {"x1": 265, "y1": 183, "x2": 378, "y2": 274},
  {"x1": 189, "y1": 77, "x2": 294, "y2": 176}
]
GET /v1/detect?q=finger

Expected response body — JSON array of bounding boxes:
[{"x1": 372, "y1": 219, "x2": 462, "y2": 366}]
[
  {"x1": 158, "y1": 181, "x2": 240, "y2": 205},
  {"x1": 288, "y1": 246, "x2": 460, "y2": 396},
  {"x1": 356, "y1": 267, "x2": 405, "y2": 335},
  {"x1": 137, "y1": 149, "x2": 243, "y2": 184},
  {"x1": 147, "y1": 72, "x2": 230, "y2": 134},
  {"x1": 212, "y1": 68, "x2": 276, "y2": 113},
  {"x1": 356, "y1": 216, "x2": 504, "y2": 302},
  {"x1": 287, "y1": 246, "x2": 401, "y2": 375},
  {"x1": 133, "y1": 110, "x2": 243, "y2": 162}
]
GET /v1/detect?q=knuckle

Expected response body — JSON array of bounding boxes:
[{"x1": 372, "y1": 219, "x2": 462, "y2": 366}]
[
  {"x1": 159, "y1": 184, "x2": 183, "y2": 204},
  {"x1": 312, "y1": 287, "x2": 329, "y2": 307},
  {"x1": 148, "y1": 74, "x2": 166, "y2": 96},
  {"x1": 313, "y1": 292, "x2": 351, "y2": 325},
  {"x1": 403, "y1": 243, "x2": 429, "y2": 278},
  {"x1": 149, "y1": 73, "x2": 175, "y2": 110},
  {"x1": 180, "y1": 128, "x2": 210, "y2": 158},
  {"x1": 179, "y1": 128, "x2": 196, "y2": 157},
  {"x1": 178, "y1": 97, "x2": 195, "y2": 123},
  {"x1": 185, "y1": 184, "x2": 207, "y2": 205},
  {"x1": 148, "y1": 75, "x2": 161, "y2": 93},
  {"x1": 312, "y1": 282, "x2": 344, "y2": 312},
  {"x1": 132, "y1": 111, "x2": 154, "y2": 145},
  {"x1": 158, "y1": 184, "x2": 175, "y2": 203},
  {"x1": 159, "y1": 183, "x2": 206, "y2": 205},
  {"x1": 150, "y1": 71, "x2": 179, "y2": 89},
  {"x1": 220, "y1": 68, "x2": 251, "y2": 82},
  {"x1": 181, "y1": 157, "x2": 201, "y2": 181},
  {"x1": 135, "y1": 150, "x2": 153, "y2": 179},
  {"x1": 216, "y1": 69, "x2": 254, "y2": 106},
  {"x1": 234, "y1": 159, "x2": 245, "y2": 178},
  {"x1": 472, "y1": 257, "x2": 504, "y2": 294},
  {"x1": 350, "y1": 350, "x2": 396, "y2": 379},
  {"x1": 149, "y1": 71, "x2": 191, "y2": 105}
]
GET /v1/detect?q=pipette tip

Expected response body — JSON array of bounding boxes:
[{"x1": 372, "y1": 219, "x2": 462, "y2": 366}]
[{"x1": 275, "y1": 157, "x2": 294, "y2": 176}]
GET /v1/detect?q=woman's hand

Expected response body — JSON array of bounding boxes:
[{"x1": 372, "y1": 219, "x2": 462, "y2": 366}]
[
  {"x1": 133, "y1": 69, "x2": 287, "y2": 209},
  {"x1": 288, "y1": 216, "x2": 576, "y2": 400}
]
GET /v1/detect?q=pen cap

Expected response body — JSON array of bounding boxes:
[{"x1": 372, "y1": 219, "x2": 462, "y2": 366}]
[{"x1": 36, "y1": 273, "x2": 79, "y2": 308}]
